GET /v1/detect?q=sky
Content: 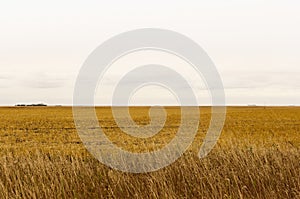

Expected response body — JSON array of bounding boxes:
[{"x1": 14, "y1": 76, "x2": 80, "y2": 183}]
[{"x1": 0, "y1": 0, "x2": 299, "y2": 106}]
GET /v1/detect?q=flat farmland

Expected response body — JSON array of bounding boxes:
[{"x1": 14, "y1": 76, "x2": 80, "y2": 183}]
[{"x1": 0, "y1": 107, "x2": 299, "y2": 198}]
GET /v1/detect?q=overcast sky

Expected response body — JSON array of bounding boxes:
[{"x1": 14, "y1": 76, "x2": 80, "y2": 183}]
[{"x1": 0, "y1": 0, "x2": 299, "y2": 106}]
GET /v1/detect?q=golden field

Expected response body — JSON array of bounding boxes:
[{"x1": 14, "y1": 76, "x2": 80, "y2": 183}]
[{"x1": 0, "y1": 106, "x2": 299, "y2": 198}]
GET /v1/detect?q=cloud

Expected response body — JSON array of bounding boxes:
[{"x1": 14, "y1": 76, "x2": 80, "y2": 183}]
[
  {"x1": 0, "y1": 72, "x2": 14, "y2": 79},
  {"x1": 20, "y1": 72, "x2": 69, "y2": 89},
  {"x1": 221, "y1": 71, "x2": 300, "y2": 90},
  {"x1": 0, "y1": 75, "x2": 10, "y2": 80},
  {"x1": 0, "y1": 73, "x2": 15, "y2": 88}
]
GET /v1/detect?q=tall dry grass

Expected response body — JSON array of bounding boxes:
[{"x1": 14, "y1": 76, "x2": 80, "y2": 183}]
[
  {"x1": 0, "y1": 107, "x2": 299, "y2": 198},
  {"x1": 0, "y1": 148, "x2": 299, "y2": 198}
]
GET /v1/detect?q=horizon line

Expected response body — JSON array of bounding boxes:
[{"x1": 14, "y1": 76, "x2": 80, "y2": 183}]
[{"x1": 0, "y1": 104, "x2": 299, "y2": 107}]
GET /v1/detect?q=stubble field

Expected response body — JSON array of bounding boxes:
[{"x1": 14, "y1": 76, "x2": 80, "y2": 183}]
[{"x1": 0, "y1": 106, "x2": 299, "y2": 198}]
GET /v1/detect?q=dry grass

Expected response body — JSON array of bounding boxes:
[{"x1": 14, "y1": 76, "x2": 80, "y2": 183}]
[{"x1": 0, "y1": 106, "x2": 299, "y2": 198}]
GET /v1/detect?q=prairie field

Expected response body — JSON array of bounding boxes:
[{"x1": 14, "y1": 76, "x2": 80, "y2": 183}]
[{"x1": 0, "y1": 106, "x2": 299, "y2": 198}]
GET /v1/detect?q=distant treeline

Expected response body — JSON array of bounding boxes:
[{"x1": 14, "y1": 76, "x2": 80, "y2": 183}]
[{"x1": 15, "y1": 103, "x2": 47, "y2": 107}]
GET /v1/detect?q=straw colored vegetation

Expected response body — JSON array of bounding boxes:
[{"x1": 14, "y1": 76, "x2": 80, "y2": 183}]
[{"x1": 0, "y1": 106, "x2": 299, "y2": 198}]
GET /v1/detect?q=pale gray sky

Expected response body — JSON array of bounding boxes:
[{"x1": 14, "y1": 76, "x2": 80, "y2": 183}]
[{"x1": 0, "y1": 0, "x2": 299, "y2": 105}]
